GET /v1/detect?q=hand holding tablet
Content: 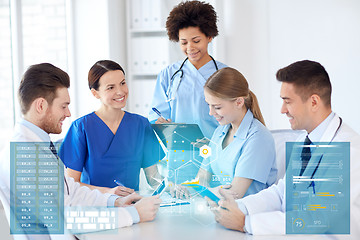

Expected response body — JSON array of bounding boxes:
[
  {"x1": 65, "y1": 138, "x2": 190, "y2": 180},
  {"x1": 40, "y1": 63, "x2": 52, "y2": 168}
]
[{"x1": 181, "y1": 179, "x2": 220, "y2": 204}]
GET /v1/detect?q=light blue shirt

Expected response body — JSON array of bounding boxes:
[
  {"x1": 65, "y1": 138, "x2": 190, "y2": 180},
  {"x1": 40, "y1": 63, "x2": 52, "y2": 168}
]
[
  {"x1": 20, "y1": 119, "x2": 50, "y2": 142},
  {"x1": 308, "y1": 112, "x2": 335, "y2": 143},
  {"x1": 201, "y1": 110, "x2": 277, "y2": 197},
  {"x1": 149, "y1": 58, "x2": 227, "y2": 139}
]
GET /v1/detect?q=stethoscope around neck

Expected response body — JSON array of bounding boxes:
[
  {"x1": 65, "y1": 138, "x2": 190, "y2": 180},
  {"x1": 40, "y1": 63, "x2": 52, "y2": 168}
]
[{"x1": 166, "y1": 55, "x2": 218, "y2": 102}]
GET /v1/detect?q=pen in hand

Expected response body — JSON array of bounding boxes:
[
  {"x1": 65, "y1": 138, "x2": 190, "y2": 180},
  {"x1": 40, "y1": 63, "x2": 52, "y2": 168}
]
[
  {"x1": 114, "y1": 179, "x2": 125, "y2": 187},
  {"x1": 113, "y1": 180, "x2": 135, "y2": 197},
  {"x1": 152, "y1": 107, "x2": 170, "y2": 123}
]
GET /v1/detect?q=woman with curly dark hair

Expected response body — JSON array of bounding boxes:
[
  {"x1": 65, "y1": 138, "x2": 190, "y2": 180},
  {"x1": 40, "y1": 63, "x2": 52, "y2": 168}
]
[{"x1": 149, "y1": 1, "x2": 227, "y2": 185}]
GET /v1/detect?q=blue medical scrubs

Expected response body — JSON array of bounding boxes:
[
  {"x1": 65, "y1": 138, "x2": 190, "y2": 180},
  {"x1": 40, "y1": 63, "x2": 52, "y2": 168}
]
[
  {"x1": 201, "y1": 110, "x2": 277, "y2": 197},
  {"x1": 59, "y1": 112, "x2": 164, "y2": 191},
  {"x1": 149, "y1": 59, "x2": 227, "y2": 183},
  {"x1": 149, "y1": 59, "x2": 227, "y2": 139}
]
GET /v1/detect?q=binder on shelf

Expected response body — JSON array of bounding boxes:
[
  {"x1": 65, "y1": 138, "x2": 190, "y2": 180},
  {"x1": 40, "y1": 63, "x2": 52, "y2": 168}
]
[
  {"x1": 130, "y1": 38, "x2": 143, "y2": 73},
  {"x1": 130, "y1": 0, "x2": 142, "y2": 29},
  {"x1": 131, "y1": 0, "x2": 164, "y2": 30},
  {"x1": 132, "y1": 36, "x2": 168, "y2": 75},
  {"x1": 130, "y1": 79, "x2": 157, "y2": 117},
  {"x1": 141, "y1": 0, "x2": 152, "y2": 28},
  {"x1": 142, "y1": 37, "x2": 152, "y2": 73},
  {"x1": 149, "y1": 36, "x2": 169, "y2": 74},
  {"x1": 150, "y1": 0, "x2": 162, "y2": 29}
]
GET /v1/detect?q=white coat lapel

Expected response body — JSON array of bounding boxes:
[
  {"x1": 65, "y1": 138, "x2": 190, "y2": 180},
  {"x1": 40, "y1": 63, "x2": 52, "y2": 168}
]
[{"x1": 320, "y1": 114, "x2": 341, "y2": 143}]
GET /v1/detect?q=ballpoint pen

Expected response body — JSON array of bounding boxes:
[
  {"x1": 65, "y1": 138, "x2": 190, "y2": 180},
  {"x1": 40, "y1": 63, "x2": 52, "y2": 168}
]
[
  {"x1": 160, "y1": 201, "x2": 190, "y2": 207},
  {"x1": 114, "y1": 179, "x2": 125, "y2": 187},
  {"x1": 152, "y1": 107, "x2": 167, "y2": 121}
]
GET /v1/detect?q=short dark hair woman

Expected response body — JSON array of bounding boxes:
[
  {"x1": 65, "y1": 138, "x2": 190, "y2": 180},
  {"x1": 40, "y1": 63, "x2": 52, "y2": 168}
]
[{"x1": 60, "y1": 60, "x2": 165, "y2": 196}]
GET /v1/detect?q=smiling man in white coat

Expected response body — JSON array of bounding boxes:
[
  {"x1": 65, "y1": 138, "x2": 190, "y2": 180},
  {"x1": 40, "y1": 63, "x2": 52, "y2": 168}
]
[
  {"x1": 0, "y1": 63, "x2": 161, "y2": 239},
  {"x1": 208, "y1": 60, "x2": 360, "y2": 236}
]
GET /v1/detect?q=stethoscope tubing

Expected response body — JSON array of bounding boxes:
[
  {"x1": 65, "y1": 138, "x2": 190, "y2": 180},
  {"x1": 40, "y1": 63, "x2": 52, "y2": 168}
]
[{"x1": 166, "y1": 56, "x2": 218, "y2": 102}]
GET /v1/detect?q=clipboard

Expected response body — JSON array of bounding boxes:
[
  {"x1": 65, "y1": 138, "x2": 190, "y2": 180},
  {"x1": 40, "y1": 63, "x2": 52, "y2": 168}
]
[
  {"x1": 152, "y1": 178, "x2": 167, "y2": 196},
  {"x1": 151, "y1": 123, "x2": 204, "y2": 150}
]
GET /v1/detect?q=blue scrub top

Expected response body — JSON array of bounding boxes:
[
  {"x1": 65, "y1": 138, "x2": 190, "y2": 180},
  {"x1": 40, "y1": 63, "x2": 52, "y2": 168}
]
[
  {"x1": 201, "y1": 110, "x2": 277, "y2": 197},
  {"x1": 59, "y1": 111, "x2": 164, "y2": 191},
  {"x1": 149, "y1": 59, "x2": 227, "y2": 139}
]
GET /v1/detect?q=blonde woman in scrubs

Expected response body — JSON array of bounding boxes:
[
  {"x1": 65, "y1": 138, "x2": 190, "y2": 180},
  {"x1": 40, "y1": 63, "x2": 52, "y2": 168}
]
[{"x1": 179, "y1": 67, "x2": 277, "y2": 199}]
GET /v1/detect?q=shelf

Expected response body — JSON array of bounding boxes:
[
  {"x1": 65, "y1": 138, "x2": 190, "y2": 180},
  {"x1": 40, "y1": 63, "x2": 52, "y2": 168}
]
[
  {"x1": 126, "y1": 0, "x2": 182, "y2": 117},
  {"x1": 130, "y1": 28, "x2": 166, "y2": 33},
  {"x1": 130, "y1": 73, "x2": 159, "y2": 78}
]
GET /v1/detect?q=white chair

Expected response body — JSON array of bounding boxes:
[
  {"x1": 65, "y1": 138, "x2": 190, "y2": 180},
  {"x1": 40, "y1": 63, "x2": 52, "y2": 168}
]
[
  {"x1": 0, "y1": 185, "x2": 10, "y2": 226},
  {"x1": 270, "y1": 129, "x2": 305, "y2": 183}
]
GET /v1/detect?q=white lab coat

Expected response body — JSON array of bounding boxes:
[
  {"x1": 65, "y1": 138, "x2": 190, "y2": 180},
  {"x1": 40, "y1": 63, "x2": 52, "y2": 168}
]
[
  {"x1": 0, "y1": 122, "x2": 135, "y2": 240},
  {"x1": 238, "y1": 114, "x2": 360, "y2": 236}
]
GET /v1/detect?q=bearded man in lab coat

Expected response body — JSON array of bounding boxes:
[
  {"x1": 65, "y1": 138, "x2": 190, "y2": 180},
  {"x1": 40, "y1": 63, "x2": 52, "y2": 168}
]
[
  {"x1": 208, "y1": 60, "x2": 360, "y2": 236},
  {"x1": 0, "y1": 63, "x2": 161, "y2": 239}
]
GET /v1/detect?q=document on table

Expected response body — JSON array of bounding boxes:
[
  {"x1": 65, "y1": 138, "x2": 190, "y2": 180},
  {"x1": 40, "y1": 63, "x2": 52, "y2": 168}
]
[{"x1": 159, "y1": 192, "x2": 190, "y2": 207}]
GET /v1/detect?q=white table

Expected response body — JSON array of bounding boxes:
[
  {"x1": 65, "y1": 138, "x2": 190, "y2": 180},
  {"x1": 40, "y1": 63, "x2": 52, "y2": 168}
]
[
  {"x1": 77, "y1": 201, "x2": 353, "y2": 240},
  {"x1": 78, "y1": 204, "x2": 242, "y2": 240}
]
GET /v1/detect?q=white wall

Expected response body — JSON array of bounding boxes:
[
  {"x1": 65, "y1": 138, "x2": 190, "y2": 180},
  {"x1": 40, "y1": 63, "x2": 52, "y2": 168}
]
[
  {"x1": 70, "y1": 0, "x2": 127, "y2": 119},
  {"x1": 220, "y1": 0, "x2": 272, "y2": 126},
  {"x1": 69, "y1": 0, "x2": 360, "y2": 134},
  {"x1": 219, "y1": 0, "x2": 360, "y2": 134}
]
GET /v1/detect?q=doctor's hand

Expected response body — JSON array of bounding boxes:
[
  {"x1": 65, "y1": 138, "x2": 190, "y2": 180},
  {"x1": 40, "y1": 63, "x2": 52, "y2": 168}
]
[
  {"x1": 207, "y1": 188, "x2": 245, "y2": 232},
  {"x1": 134, "y1": 195, "x2": 162, "y2": 222},
  {"x1": 114, "y1": 192, "x2": 142, "y2": 207},
  {"x1": 169, "y1": 183, "x2": 190, "y2": 199},
  {"x1": 108, "y1": 185, "x2": 135, "y2": 197},
  {"x1": 155, "y1": 117, "x2": 171, "y2": 124}
]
